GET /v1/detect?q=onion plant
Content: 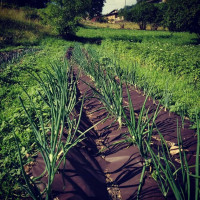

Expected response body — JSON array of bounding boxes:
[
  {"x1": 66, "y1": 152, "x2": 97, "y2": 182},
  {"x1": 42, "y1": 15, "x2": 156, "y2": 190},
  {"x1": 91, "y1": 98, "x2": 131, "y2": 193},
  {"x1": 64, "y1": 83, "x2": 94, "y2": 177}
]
[
  {"x1": 72, "y1": 43, "x2": 102, "y2": 82},
  {"x1": 161, "y1": 81, "x2": 173, "y2": 112},
  {"x1": 123, "y1": 85, "x2": 160, "y2": 158},
  {"x1": 14, "y1": 60, "x2": 98, "y2": 199},
  {"x1": 146, "y1": 116, "x2": 200, "y2": 200},
  {"x1": 122, "y1": 85, "x2": 160, "y2": 199},
  {"x1": 88, "y1": 71, "x2": 124, "y2": 129}
]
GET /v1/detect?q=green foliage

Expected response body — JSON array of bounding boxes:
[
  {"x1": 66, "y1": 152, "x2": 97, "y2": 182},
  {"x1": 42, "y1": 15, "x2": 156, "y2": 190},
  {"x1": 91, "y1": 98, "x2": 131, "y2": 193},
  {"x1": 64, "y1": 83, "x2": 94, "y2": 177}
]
[
  {"x1": 164, "y1": 0, "x2": 200, "y2": 36},
  {"x1": 0, "y1": 36, "x2": 72, "y2": 199},
  {"x1": 125, "y1": 1, "x2": 157, "y2": 30},
  {"x1": 23, "y1": 7, "x2": 41, "y2": 20},
  {"x1": 39, "y1": 0, "x2": 106, "y2": 37},
  {"x1": 39, "y1": 0, "x2": 91, "y2": 37},
  {"x1": 151, "y1": 3, "x2": 168, "y2": 30},
  {"x1": 122, "y1": 1, "x2": 167, "y2": 30},
  {"x1": 88, "y1": 0, "x2": 106, "y2": 18}
]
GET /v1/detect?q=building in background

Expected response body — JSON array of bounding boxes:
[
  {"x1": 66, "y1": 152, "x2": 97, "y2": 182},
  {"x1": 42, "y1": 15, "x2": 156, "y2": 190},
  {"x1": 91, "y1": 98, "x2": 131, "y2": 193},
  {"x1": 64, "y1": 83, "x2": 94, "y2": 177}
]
[
  {"x1": 147, "y1": 0, "x2": 167, "y2": 3},
  {"x1": 104, "y1": 9, "x2": 124, "y2": 23}
]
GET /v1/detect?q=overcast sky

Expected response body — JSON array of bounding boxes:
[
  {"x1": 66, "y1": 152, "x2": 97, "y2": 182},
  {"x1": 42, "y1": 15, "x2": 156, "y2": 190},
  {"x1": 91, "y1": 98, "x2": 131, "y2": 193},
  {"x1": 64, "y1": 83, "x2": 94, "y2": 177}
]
[{"x1": 102, "y1": 0, "x2": 137, "y2": 14}]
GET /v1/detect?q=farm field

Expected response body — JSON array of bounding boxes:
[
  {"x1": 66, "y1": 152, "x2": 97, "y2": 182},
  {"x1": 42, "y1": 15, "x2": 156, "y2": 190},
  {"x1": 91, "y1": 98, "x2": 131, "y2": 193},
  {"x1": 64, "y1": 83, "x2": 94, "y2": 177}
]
[
  {"x1": 70, "y1": 44, "x2": 199, "y2": 199},
  {"x1": 0, "y1": 8, "x2": 200, "y2": 199}
]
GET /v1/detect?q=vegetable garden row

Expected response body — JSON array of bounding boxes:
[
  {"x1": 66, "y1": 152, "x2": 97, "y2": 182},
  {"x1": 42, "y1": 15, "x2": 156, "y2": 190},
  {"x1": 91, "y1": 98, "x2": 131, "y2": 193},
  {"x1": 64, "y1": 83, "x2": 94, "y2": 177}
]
[{"x1": 16, "y1": 45, "x2": 199, "y2": 199}]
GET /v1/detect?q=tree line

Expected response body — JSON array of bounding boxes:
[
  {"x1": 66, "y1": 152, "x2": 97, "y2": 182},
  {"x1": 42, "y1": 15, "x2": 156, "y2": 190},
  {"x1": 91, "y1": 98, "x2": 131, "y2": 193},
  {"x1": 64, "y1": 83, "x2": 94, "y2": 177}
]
[
  {"x1": 119, "y1": 0, "x2": 200, "y2": 37},
  {"x1": 1, "y1": 0, "x2": 199, "y2": 38}
]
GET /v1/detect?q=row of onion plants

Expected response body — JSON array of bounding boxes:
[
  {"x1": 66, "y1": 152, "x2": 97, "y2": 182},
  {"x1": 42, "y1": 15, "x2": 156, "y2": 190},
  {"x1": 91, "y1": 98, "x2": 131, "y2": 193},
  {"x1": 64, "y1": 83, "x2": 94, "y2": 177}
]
[
  {"x1": 14, "y1": 60, "x2": 98, "y2": 199},
  {"x1": 123, "y1": 87, "x2": 161, "y2": 198},
  {"x1": 73, "y1": 44, "x2": 199, "y2": 200},
  {"x1": 0, "y1": 48, "x2": 39, "y2": 71},
  {"x1": 73, "y1": 44, "x2": 162, "y2": 198},
  {"x1": 73, "y1": 43, "x2": 123, "y2": 129}
]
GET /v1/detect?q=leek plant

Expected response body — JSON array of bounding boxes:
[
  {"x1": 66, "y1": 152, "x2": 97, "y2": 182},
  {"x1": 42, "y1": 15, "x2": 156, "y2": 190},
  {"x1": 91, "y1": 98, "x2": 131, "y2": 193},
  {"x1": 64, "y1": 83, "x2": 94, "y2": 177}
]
[
  {"x1": 15, "y1": 61, "x2": 91, "y2": 199},
  {"x1": 124, "y1": 64, "x2": 138, "y2": 86},
  {"x1": 146, "y1": 116, "x2": 200, "y2": 200},
  {"x1": 0, "y1": 48, "x2": 39, "y2": 71},
  {"x1": 122, "y1": 85, "x2": 160, "y2": 199}
]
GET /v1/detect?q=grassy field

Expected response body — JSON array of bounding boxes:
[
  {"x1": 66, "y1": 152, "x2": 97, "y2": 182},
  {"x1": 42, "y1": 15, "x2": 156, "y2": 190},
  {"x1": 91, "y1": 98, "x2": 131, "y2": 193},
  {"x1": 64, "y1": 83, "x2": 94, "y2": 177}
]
[
  {"x1": 0, "y1": 7, "x2": 200, "y2": 199},
  {"x1": 82, "y1": 20, "x2": 167, "y2": 31},
  {"x1": 0, "y1": 7, "x2": 53, "y2": 50}
]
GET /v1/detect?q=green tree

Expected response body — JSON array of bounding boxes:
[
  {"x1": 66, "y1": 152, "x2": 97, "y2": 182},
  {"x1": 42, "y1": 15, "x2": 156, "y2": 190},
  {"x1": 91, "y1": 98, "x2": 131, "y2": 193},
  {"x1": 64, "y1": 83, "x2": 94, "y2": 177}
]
[
  {"x1": 88, "y1": 0, "x2": 106, "y2": 18},
  {"x1": 151, "y1": 3, "x2": 167, "y2": 30},
  {"x1": 164, "y1": 0, "x2": 200, "y2": 37},
  {"x1": 125, "y1": 1, "x2": 157, "y2": 30},
  {"x1": 40, "y1": 0, "x2": 105, "y2": 37}
]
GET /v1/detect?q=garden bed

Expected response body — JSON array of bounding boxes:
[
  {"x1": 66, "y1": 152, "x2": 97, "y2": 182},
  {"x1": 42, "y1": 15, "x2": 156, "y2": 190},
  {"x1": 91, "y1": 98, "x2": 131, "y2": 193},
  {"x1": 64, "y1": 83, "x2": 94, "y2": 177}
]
[
  {"x1": 31, "y1": 71, "x2": 196, "y2": 199},
  {"x1": 29, "y1": 48, "x2": 198, "y2": 200}
]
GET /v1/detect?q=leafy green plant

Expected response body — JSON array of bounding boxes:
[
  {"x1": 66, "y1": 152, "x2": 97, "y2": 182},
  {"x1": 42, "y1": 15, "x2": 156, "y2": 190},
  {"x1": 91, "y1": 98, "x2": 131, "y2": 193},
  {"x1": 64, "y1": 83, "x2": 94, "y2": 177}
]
[
  {"x1": 164, "y1": 0, "x2": 200, "y2": 37},
  {"x1": 123, "y1": 1, "x2": 158, "y2": 30},
  {"x1": 39, "y1": 0, "x2": 92, "y2": 37}
]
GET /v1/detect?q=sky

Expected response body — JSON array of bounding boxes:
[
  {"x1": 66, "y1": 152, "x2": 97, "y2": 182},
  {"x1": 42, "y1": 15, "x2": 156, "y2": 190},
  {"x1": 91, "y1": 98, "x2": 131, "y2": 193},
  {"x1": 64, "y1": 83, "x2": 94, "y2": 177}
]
[{"x1": 102, "y1": 0, "x2": 137, "y2": 14}]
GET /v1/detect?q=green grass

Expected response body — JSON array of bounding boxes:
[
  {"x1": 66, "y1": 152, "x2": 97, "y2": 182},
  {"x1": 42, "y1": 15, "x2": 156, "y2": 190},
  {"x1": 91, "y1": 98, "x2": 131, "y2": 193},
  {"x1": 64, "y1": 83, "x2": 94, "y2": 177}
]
[{"x1": 0, "y1": 7, "x2": 53, "y2": 49}]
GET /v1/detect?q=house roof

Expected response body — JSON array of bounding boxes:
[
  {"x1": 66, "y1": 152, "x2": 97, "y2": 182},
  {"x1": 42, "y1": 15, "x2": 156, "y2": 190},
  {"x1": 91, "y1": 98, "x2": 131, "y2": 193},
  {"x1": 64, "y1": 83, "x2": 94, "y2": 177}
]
[
  {"x1": 147, "y1": 0, "x2": 165, "y2": 3},
  {"x1": 104, "y1": 9, "x2": 118, "y2": 17}
]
